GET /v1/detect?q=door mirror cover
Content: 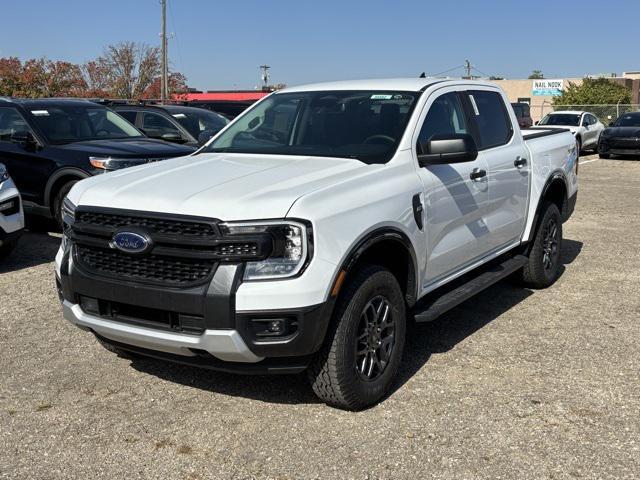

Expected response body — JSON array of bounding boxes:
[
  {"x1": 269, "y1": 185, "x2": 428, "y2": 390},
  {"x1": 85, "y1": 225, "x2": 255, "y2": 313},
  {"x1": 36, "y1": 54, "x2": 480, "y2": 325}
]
[
  {"x1": 160, "y1": 132, "x2": 184, "y2": 143},
  {"x1": 418, "y1": 133, "x2": 478, "y2": 166}
]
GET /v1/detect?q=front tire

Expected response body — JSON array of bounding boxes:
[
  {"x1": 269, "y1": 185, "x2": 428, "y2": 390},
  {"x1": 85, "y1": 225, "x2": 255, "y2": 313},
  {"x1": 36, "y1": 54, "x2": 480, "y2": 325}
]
[
  {"x1": 308, "y1": 265, "x2": 406, "y2": 410},
  {"x1": 521, "y1": 202, "x2": 563, "y2": 289}
]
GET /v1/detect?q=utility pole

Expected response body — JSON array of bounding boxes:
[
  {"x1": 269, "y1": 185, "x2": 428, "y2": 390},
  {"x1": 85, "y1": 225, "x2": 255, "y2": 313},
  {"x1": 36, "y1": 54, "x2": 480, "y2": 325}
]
[
  {"x1": 465, "y1": 59, "x2": 472, "y2": 80},
  {"x1": 160, "y1": 0, "x2": 169, "y2": 102},
  {"x1": 259, "y1": 65, "x2": 270, "y2": 90}
]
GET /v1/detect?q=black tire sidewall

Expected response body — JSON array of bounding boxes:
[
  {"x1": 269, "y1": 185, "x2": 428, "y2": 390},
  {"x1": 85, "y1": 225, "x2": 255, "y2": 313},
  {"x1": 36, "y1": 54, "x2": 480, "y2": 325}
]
[
  {"x1": 332, "y1": 268, "x2": 406, "y2": 408},
  {"x1": 527, "y1": 203, "x2": 563, "y2": 287}
]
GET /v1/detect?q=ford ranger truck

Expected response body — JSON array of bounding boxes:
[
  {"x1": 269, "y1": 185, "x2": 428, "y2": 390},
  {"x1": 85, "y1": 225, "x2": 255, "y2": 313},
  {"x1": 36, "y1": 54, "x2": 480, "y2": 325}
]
[{"x1": 55, "y1": 79, "x2": 578, "y2": 410}]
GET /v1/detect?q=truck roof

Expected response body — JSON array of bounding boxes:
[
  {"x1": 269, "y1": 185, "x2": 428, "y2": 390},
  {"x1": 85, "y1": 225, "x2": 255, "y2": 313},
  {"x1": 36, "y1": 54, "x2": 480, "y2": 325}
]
[{"x1": 280, "y1": 78, "x2": 498, "y2": 93}]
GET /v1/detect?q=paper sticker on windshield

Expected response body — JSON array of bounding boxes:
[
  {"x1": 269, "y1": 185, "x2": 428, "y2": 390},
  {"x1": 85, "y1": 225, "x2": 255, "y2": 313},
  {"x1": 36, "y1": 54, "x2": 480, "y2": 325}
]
[
  {"x1": 370, "y1": 94, "x2": 393, "y2": 100},
  {"x1": 172, "y1": 113, "x2": 187, "y2": 118},
  {"x1": 31, "y1": 110, "x2": 50, "y2": 116}
]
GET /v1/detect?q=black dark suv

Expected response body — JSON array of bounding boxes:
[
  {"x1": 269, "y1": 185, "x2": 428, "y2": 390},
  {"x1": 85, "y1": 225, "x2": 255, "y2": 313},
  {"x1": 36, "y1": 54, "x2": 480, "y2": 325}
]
[
  {"x1": 107, "y1": 103, "x2": 229, "y2": 147},
  {"x1": 0, "y1": 98, "x2": 195, "y2": 227}
]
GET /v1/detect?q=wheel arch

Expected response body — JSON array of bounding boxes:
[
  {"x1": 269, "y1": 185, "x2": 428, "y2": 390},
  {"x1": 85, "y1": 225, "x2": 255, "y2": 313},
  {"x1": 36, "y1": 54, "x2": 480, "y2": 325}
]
[
  {"x1": 44, "y1": 168, "x2": 90, "y2": 209},
  {"x1": 332, "y1": 227, "x2": 419, "y2": 308},
  {"x1": 527, "y1": 172, "x2": 569, "y2": 243}
]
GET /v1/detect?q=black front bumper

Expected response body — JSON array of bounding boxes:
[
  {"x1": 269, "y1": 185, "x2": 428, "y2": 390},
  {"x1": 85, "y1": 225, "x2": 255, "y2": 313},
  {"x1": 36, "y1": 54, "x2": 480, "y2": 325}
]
[
  {"x1": 58, "y1": 245, "x2": 333, "y2": 373},
  {"x1": 599, "y1": 139, "x2": 640, "y2": 156}
]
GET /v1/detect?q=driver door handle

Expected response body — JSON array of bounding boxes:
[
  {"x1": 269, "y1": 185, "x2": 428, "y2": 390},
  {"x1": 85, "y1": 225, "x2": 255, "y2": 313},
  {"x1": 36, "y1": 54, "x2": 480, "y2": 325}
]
[
  {"x1": 514, "y1": 156, "x2": 527, "y2": 168},
  {"x1": 470, "y1": 168, "x2": 486, "y2": 181}
]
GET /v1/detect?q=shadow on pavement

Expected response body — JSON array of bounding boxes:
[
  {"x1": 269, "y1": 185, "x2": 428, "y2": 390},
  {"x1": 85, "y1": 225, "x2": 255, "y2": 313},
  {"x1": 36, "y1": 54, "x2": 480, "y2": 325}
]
[
  {"x1": 0, "y1": 231, "x2": 61, "y2": 274},
  {"x1": 127, "y1": 240, "x2": 584, "y2": 407}
]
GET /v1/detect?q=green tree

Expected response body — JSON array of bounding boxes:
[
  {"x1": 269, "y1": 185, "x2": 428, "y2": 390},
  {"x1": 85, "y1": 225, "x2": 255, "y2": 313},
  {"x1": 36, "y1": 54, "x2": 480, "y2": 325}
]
[
  {"x1": 553, "y1": 78, "x2": 631, "y2": 105},
  {"x1": 528, "y1": 70, "x2": 544, "y2": 79}
]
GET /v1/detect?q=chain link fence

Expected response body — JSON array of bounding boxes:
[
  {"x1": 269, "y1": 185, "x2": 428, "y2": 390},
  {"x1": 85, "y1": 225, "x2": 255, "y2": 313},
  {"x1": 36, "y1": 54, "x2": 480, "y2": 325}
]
[{"x1": 531, "y1": 103, "x2": 640, "y2": 124}]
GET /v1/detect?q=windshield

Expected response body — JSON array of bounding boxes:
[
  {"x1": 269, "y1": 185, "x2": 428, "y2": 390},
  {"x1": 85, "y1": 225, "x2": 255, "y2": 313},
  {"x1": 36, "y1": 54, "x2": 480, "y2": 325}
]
[
  {"x1": 204, "y1": 90, "x2": 419, "y2": 164},
  {"x1": 171, "y1": 109, "x2": 229, "y2": 138},
  {"x1": 27, "y1": 105, "x2": 142, "y2": 144},
  {"x1": 539, "y1": 113, "x2": 581, "y2": 127},
  {"x1": 613, "y1": 114, "x2": 640, "y2": 127}
]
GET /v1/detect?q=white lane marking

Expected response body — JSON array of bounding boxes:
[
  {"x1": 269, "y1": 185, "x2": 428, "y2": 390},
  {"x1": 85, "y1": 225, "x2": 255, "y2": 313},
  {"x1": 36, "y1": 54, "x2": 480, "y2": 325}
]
[{"x1": 579, "y1": 158, "x2": 600, "y2": 165}]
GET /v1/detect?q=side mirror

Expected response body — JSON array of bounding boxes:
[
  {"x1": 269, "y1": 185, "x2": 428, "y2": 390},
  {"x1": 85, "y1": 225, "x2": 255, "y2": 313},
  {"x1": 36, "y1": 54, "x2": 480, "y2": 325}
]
[
  {"x1": 160, "y1": 132, "x2": 185, "y2": 143},
  {"x1": 11, "y1": 131, "x2": 37, "y2": 149},
  {"x1": 534, "y1": 121, "x2": 539, "y2": 125},
  {"x1": 197, "y1": 128, "x2": 221, "y2": 146},
  {"x1": 609, "y1": 122, "x2": 615, "y2": 127},
  {"x1": 418, "y1": 133, "x2": 478, "y2": 167}
]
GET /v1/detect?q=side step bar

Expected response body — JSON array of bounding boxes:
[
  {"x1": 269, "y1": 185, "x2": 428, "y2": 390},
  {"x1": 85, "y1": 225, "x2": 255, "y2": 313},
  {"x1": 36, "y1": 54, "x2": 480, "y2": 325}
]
[{"x1": 412, "y1": 254, "x2": 528, "y2": 323}]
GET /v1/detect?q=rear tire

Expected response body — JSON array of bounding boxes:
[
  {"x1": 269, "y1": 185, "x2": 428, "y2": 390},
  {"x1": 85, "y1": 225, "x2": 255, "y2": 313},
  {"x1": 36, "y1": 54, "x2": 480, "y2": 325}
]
[
  {"x1": 52, "y1": 180, "x2": 78, "y2": 230},
  {"x1": 308, "y1": 265, "x2": 406, "y2": 410},
  {"x1": 521, "y1": 202, "x2": 563, "y2": 289}
]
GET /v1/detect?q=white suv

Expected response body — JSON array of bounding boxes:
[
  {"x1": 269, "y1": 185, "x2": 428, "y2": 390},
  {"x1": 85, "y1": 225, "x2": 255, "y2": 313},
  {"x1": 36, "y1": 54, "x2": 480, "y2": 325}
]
[{"x1": 537, "y1": 110, "x2": 605, "y2": 152}]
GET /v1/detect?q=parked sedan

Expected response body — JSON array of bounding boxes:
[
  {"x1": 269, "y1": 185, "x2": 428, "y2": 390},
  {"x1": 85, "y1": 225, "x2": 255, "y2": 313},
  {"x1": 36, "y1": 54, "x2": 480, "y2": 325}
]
[
  {"x1": 537, "y1": 110, "x2": 605, "y2": 153},
  {"x1": 598, "y1": 112, "x2": 640, "y2": 158}
]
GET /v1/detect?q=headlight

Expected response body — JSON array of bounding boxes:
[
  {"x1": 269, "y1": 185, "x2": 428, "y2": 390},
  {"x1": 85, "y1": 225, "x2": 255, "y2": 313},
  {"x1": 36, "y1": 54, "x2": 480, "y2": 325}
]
[
  {"x1": 0, "y1": 163, "x2": 9, "y2": 185},
  {"x1": 89, "y1": 157, "x2": 150, "y2": 171},
  {"x1": 221, "y1": 220, "x2": 311, "y2": 280},
  {"x1": 61, "y1": 197, "x2": 76, "y2": 228}
]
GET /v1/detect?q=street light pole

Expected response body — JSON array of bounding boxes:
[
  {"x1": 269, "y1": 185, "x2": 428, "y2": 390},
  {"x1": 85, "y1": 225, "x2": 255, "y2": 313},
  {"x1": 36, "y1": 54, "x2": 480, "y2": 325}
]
[{"x1": 160, "y1": 0, "x2": 168, "y2": 102}]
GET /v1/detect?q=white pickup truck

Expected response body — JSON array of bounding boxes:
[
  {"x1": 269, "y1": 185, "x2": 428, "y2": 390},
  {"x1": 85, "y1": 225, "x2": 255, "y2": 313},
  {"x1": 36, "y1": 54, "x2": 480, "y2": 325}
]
[{"x1": 56, "y1": 79, "x2": 578, "y2": 410}]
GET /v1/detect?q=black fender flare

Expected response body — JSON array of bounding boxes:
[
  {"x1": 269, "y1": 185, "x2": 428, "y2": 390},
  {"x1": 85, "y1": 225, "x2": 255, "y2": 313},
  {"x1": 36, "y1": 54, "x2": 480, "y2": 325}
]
[
  {"x1": 334, "y1": 227, "x2": 419, "y2": 307},
  {"x1": 527, "y1": 171, "x2": 568, "y2": 243},
  {"x1": 44, "y1": 168, "x2": 91, "y2": 208}
]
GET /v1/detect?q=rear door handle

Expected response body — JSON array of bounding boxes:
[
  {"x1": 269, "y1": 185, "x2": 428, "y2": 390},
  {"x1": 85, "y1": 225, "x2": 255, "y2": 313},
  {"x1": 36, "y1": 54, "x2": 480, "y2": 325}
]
[
  {"x1": 470, "y1": 168, "x2": 486, "y2": 181},
  {"x1": 514, "y1": 156, "x2": 527, "y2": 168}
]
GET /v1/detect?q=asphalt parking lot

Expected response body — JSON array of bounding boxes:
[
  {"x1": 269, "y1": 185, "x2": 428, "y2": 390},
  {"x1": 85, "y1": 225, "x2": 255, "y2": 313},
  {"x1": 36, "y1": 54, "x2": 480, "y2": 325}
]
[{"x1": 1, "y1": 154, "x2": 639, "y2": 480}]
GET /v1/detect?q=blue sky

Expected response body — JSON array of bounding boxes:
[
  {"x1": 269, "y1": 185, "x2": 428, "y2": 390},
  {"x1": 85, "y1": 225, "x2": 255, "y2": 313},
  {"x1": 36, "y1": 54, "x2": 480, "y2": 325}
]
[{"x1": 1, "y1": 0, "x2": 637, "y2": 90}]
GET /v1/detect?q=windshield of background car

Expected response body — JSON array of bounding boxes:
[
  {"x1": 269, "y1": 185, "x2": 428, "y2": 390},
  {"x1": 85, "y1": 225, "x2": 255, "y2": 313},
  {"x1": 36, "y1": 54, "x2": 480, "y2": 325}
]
[
  {"x1": 613, "y1": 114, "x2": 640, "y2": 127},
  {"x1": 204, "y1": 90, "x2": 419, "y2": 164},
  {"x1": 172, "y1": 109, "x2": 229, "y2": 138},
  {"x1": 539, "y1": 113, "x2": 581, "y2": 127},
  {"x1": 27, "y1": 106, "x2": 142, "y2": 144}
]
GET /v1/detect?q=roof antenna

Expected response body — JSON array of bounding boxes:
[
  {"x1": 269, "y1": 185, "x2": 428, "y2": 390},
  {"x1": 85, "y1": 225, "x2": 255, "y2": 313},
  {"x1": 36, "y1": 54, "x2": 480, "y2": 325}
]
[{"x1": 419, "y1": 72, "x2": 426, "y2": 78}]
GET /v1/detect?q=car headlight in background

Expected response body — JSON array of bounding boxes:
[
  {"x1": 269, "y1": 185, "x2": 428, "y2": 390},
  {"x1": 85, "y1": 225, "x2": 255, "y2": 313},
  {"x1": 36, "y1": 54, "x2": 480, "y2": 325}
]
[
  {"x1": 0, "y1": 163, "x2": 10, "y2": 185},
  {"x1": 221, "y1": 220, "x2": 311, "y2": 280},
  {"x1": 89, "y1": 157, "x2": 151, "y2": 171}
]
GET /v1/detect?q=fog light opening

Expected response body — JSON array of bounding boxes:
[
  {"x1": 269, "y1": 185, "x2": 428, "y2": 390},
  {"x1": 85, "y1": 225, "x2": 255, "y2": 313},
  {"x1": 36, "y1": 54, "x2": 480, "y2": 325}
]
[{"x1": 251, "y1": 317, "x2": 298, "y2": 339}]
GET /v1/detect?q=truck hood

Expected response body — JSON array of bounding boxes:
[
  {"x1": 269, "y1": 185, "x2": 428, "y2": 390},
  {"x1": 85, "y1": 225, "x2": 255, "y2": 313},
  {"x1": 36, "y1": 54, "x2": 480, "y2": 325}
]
[
  {"x1": 69, "y1": 153, "x2": 365, "y2": 220},
  {"x1": 56, "y1": 138, "x2": 195, "y2": 157}
]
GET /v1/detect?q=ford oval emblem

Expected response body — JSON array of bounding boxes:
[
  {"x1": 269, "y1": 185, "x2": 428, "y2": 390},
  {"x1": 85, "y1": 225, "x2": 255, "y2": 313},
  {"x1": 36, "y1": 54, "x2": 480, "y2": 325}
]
[{"x1": 110, "y1": 231, "x2": 151, "y2": 254}]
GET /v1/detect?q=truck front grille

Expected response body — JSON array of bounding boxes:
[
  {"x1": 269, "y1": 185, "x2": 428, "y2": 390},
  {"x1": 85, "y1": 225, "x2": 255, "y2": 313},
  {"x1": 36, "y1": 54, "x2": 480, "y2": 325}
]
[
  {"x1": 71, "y1": 208, "x2": 223, "y2": 287},
  {"x1": 76, "y1": 245, "x2": 215, "y2": 286},
  {"x1": 76, "y1": 211, "x2": 218, "y2": 239}
]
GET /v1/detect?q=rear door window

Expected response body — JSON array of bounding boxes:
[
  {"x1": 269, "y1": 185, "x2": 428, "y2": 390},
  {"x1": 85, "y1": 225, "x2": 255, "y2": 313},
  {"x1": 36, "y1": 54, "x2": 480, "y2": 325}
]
[{"x1": 467, "y1": 91, "x2": 513, "y2": 149}]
